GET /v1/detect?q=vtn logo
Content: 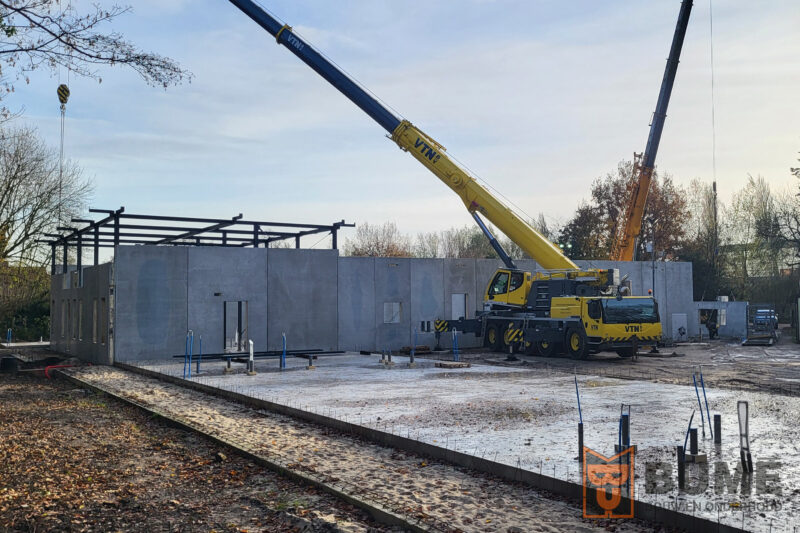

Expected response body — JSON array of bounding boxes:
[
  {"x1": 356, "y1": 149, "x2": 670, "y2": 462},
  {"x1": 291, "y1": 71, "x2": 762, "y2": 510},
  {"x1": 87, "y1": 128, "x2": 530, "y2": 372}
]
[
  {"x1": 625, "y1": 325, "x2": 642, "y2": 333},
  {"x1": 286, "y1": 34, "x2": 304, "y2": 51},
  {"x1": 414, "y1": 137, "x2": 441, "y2": 163}
]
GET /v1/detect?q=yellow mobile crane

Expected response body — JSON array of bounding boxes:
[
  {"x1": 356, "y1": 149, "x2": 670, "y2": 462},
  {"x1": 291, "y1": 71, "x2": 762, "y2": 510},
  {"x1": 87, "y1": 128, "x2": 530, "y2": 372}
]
[{"x1": 227, "y1": 0, "x2": 664, "y2": 359}]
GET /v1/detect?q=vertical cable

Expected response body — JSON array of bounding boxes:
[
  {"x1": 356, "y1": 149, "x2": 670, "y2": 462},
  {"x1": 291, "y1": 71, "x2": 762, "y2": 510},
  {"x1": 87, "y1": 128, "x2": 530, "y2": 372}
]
[
  {"x1": 709, "y1": 0, "x2": 717, "y2": 184},
  {"x1": 709, "y1": 0, "x2": 719, "y2": 273}
]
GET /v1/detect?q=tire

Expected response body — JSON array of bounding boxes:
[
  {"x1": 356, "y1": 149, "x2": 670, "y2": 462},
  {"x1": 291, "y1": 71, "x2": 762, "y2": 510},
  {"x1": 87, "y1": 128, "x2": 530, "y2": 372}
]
[
  {"x1": 536, "y1": 339, "x2": 556, "y2": 357},
  {"x1": 565, "y1": 327, "x2": 588, "y2": 360},
  {"x1": 486, "y1": 323, "x2": 503, "y2": 352}
]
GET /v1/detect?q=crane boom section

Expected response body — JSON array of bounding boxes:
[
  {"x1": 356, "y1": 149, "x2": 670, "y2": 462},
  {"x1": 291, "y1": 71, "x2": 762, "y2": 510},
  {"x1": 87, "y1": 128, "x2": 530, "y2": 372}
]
[
  {"x1": 227, "y1": 0, "x2": 577, "y2": 271},
  {"x1": 391, "y1": 121, "x2": 577, "y2": 270},
  {"x1": 611, "y1": 0, "x2": 693, "y2": 261},
  {"x1": 226, "y1": 0, "x2": 401, "y2": 134}
]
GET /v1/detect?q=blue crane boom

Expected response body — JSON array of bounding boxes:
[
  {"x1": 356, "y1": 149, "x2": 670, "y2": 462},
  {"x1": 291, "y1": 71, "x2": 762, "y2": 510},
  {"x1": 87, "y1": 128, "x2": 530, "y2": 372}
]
[{"x1": 226, "y1": 0, "x2": 401, "y2": 134}]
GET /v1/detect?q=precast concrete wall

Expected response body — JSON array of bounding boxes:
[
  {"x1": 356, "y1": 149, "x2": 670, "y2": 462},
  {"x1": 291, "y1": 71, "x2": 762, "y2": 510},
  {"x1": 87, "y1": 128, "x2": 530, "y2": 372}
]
[
  {"x1": 267, "y1": 249, "x2": 338, "y2": 351},
  {"x1": 187, "y1": 247, "x2": 268, "y2": 357},
  {"x1": 690, "y1": 301, "x2": 748, "y2": 339},
  {"x1": 52, "y1": 246, "x2": 696, "y2": 362},
  {"x1": 114, "y1": 246, "x2": 188, "y2": 362},
  {"x1": 338, "y1": 257, "x2": 376, "y2": 352},
  {"x1": 50, "y1": 263, "x2": 112, "y2": 364}
]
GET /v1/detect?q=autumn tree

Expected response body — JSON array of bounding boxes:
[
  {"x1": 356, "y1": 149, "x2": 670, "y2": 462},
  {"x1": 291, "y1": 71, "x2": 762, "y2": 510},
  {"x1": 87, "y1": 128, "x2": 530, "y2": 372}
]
[
  {"x1": 0, "y1": 1, "x2": 190, "y2": 116},
  {"x1": 558, "y1": 161, "x2": 689, "y2": 260}
]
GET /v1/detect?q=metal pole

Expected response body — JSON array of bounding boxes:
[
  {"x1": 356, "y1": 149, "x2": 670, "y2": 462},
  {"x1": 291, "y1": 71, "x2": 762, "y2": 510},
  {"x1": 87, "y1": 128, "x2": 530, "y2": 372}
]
[
  {"x1": 76, "y1": 233, "x2": 82, "y2": 286},
  {"x1": 93, "y1": 224, "x2": 99, "y2": 265}
]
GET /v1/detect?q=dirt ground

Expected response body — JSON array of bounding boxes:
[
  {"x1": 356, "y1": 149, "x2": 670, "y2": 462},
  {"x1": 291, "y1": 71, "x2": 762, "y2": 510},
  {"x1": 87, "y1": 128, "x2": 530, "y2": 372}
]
[
  {"x1": 0, "y1": 371, "x2": 393, "y2": 533},
  {"x1": 456, "y1": 336, "x2": 800, "y2": 396}
]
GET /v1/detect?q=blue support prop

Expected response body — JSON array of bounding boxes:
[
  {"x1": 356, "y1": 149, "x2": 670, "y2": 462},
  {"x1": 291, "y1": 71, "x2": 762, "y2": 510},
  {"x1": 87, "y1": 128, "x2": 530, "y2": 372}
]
[
  {"x1": 281, "y1": 332, "x2": 287, "y2": 369},
  {"x1": 574, "y1": 375, "x2": 583, "y2": 424},
  {"x1": 6, "y1": 328, "x2": 11, "y2": 344},
  {"x1": 452, "y1": 330, "x2": 459, "y2": 362},
  {"x1": 700, "y1": 370, "x2": 713, "y2": 440}
]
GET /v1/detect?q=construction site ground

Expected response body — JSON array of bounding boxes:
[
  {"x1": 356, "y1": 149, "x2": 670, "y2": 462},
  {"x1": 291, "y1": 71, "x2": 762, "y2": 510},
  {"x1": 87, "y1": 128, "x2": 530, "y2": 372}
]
[
  {"x1": 112, "y1": 337, "x2": 798, "y2": 533},
  {"x1": 0, "y1": 371, "x2": 390, "y2": 533},
  {"x1": 3, "y1": 338, "x2": 798, "y2": 532}
]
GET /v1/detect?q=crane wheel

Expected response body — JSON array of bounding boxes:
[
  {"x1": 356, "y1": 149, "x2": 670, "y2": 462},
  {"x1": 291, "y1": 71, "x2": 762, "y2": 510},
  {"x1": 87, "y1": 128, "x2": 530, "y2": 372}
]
[
  {"x1": 536, "y1": 339, "x2": 556, "y2": 357},
  {"x1": 486, "y1": 324, "x2": 503, "y2": 352},
  {"x1": 565, "y1": 328, "x2": 588, "y2": 360}
]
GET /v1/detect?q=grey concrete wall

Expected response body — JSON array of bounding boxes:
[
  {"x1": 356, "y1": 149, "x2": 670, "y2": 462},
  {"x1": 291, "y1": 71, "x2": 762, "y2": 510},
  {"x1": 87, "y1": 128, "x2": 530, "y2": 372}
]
[
  {"x1": 690, "y1": 301, "x2": 748, "y2": 339},
  {"x1": 114, "y1": 246, "x2": 188, "y2": 362},
  {"x1": 187, "y1": 247, "x2": 268, "y2": 356},
  {"x1": 373, "y1": 258, "x2": 412, "y2": 351},
  {"x1": 338, "y1": 257, "x2": 376, "y2": 351},
  {"x1": 50, "y1": 263, "x2": 112, "y2": 364},
  {"x1": 52, "y1": 246, "x2": 697, "y2": 361},
  {"x1": 267, "y1": 249, "x2": 338, "y2": 351},
  {"x1": 410, "y1": 259, "x2": 445, "y2": 349}
]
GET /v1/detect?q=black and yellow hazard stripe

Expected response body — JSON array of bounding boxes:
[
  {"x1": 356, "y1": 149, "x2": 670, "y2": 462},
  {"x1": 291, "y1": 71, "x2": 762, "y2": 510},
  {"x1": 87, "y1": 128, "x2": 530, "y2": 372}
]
[
  {"x1": 606, "y1": 336, "x2": 660, "y2": 342},
  {"x1": 434, "y1": 319, "x2": 449, "y2": 332},
  {"x1": 504, "y1": 327, "x2": 523, "y2": 344},
  {"x1": 57, "y1": 84, "x2": 70, "y2": 104}
]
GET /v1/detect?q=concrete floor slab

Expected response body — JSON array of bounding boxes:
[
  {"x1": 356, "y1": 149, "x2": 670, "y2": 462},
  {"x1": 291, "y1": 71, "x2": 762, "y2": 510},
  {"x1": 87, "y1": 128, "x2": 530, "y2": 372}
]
[{"x1": 135, "y1": 351, "x2": 799, "y2": 532}]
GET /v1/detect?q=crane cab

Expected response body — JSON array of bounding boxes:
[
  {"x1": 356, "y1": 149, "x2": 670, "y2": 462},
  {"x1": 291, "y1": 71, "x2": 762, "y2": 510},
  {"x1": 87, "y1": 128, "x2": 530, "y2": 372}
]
[{"x1": 484, "y1": 269, "x2": 531, "y2": 310}]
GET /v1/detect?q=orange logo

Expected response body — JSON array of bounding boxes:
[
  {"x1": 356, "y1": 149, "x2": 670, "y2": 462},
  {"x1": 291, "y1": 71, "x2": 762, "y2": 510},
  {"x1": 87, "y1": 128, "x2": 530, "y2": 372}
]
[{"x1": 582, "y1": 446, "x2": 635, "y2": 519}]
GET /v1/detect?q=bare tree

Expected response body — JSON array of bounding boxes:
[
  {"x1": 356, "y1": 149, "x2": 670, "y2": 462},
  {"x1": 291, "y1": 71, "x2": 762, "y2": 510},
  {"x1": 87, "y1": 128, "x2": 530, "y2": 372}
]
[
  {"x1": 343, "y1": 221, "x2": 412, "y2": 257},
  {"x1": 0, "y1": 125, "x2": 92, "y2": 263},
  {"x1": 0, "y1": 1, "x2": 190, "y2": 115},
  {"x1": 439, "y1": 225, "x2": 497, "y2": 259},
  {"x1": 413, "y1": 231, "x2": 440, "y2": 258}
]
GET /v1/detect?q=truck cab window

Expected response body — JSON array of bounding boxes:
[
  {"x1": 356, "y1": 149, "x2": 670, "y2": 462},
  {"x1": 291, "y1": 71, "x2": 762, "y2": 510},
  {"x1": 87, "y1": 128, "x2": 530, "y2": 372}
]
[
  {"x1": 490, "y1": 272, "x2": 509, "y2": 295},
  {"x1": 588, "y1": 299, "x2": 602, "y2": 320},
  {"x1": 509, "y1": 272, "x2": 524, "y2": 291}
]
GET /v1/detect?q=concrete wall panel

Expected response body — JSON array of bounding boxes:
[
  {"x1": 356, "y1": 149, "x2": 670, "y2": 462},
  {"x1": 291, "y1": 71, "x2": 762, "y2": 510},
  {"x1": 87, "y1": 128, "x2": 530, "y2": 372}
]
[
  {"x1": 187, "y1": 247, "x2": 268, "y2": 356},
  {"x1": 114, "y1": 246, "x2": 187, "y2": 361},
  {"x1": 410, "y1": 259, "x2": 444, "y2": 349},
  {"x1": 49, "y1": 264, "x2": 112, "y2": 364},
  {"x1": 267, "y1": 249, "x2": 338, "y2": 351},
  {"x1": 374, "y1": 258, "x2": 411, "y2": 350},
  {"x1": 337, "y1": 257, "x2": 376, "y2": 351}
]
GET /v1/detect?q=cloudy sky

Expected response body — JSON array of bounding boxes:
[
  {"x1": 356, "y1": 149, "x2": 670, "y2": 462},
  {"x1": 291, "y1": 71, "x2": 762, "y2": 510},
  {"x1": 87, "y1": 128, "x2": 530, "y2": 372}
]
[{"x1": 11, "y1": 0, "x2": 800, "y2": 246}]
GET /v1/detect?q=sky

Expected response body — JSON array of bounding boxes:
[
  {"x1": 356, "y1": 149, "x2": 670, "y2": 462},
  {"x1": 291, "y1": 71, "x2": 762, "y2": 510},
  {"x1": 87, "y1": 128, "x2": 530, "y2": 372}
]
[{"x1": 9, "y1": 0, "x2": 800, "y2": 247}]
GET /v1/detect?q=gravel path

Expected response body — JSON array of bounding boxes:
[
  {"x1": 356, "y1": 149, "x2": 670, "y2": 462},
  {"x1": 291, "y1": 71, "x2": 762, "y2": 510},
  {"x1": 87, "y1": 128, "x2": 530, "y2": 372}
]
[{"x1": 65, "y1": 365, "x2": 663, "y2": 533}]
